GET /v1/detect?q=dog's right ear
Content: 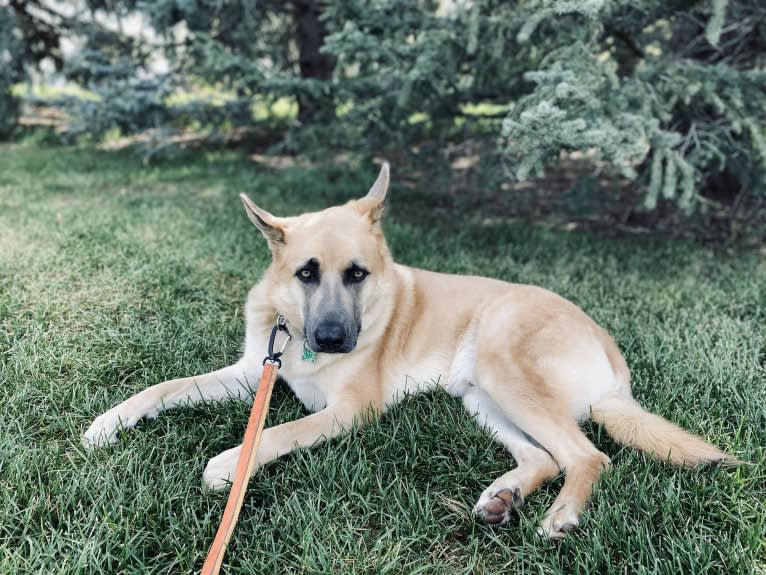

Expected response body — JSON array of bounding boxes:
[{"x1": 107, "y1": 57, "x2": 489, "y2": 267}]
[
  {"x1": 356, "y1": 161, "x2": 389, "y2": 224},
  {"x1": 240, "y1": 194, "x2": 286, "y2": 249}
]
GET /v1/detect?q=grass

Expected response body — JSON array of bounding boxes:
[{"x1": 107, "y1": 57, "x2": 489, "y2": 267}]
[{"x1": 0, "y1": 143, "x2": 764, "y2": 574}]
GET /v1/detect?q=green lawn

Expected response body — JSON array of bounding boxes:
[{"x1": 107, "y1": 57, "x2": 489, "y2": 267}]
[{"x1": 1, "y1": 144, "x2": 764, "y2": 574}]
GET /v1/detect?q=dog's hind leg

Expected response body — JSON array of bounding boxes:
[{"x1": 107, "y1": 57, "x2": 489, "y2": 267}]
[
  {"x1": 475, "y1": 363, "x2": 611, "y2": 539},
  {"x1": 82, "y1": 360, "x2": 258, "y2": 449},
  {"x1": 463, "y1": 386, "x2": 561, "y2": 525},
  {"x1": 480, "y1": 386, "x2": 610, "y2": 539}
]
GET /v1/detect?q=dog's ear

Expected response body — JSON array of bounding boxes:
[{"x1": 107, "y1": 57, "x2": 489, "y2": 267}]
[
  {"x1": 357, "y1": 162, "x2": 389, "y2": 224},
  {"x1": 240, "y1": 194, "x2": 286, "y2": 249}
]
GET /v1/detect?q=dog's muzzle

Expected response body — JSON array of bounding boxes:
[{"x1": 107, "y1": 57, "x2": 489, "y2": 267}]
[
  {"x1": 313, "y1": 320, "x2": 352, "y2": 353},
  {"x1": 310, "y1": 317, "x2": 364, "y2": 353}
]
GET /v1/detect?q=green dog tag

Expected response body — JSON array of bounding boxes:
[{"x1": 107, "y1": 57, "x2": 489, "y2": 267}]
[{"x1": 302, "y1": 341, "x2": 317, "y2": 362}]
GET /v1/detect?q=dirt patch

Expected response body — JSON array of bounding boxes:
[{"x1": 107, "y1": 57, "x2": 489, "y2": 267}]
[{"x1": 433, "y1": 146, "x2": 766, "y2": 247}]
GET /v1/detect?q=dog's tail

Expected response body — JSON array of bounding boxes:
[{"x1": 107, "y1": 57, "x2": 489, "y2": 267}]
[{"x1": 591, "y1": 394, "x2": 738, "y2": 467}]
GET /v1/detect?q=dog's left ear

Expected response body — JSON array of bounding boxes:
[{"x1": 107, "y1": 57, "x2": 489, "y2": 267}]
[
  {"x1": 357, "y1": 162, "x2": 389, "y2": 224},
  {"x1": 240, "y1": 193, "x2": 287, "y2": 250}
]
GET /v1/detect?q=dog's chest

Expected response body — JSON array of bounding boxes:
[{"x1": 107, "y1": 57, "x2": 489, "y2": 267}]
[
  {"x1": 285, "y1": 378, "x2": 327, "y2": 412},
  {"x1": 384, "y1": 354, "x2": 450, "y2": 407}
]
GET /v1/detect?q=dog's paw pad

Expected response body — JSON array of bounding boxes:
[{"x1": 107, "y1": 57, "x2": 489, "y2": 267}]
[{"x1": 474, "y1": 488, "x2": 523, "y2": 525}]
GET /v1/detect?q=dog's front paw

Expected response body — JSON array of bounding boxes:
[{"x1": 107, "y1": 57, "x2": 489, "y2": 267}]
[
  {"x1": 82, "y1": 409, "x2": 131, "y2": 449},
  {"x1": 203, "y1": 446, "x2": 243, "y2": 490}
]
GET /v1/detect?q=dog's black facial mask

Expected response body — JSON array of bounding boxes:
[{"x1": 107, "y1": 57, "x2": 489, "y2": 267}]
[{"x1": 297, "y1": 258, "x2": 367, "y2": 353}]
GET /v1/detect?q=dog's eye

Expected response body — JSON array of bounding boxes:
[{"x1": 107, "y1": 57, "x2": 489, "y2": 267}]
[
  {"x1": 296, "y1": 258, "x2": 320, "y2": 283},
  {"x1": 345, "y1": 267, "x2": 369, "y2": 284},
  {"x1": 296, "y1": 267, "x2": 317, "y2": 283}
]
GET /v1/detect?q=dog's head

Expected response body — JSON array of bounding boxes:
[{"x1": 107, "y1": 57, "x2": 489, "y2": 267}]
[{"x1": 240, "y1": 163, "x2": 394, "y2": 354}]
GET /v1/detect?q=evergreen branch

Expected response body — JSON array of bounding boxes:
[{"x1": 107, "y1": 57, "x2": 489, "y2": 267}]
[{"x1": 607, "y1": 27, "x2": 645, "y2": 59}]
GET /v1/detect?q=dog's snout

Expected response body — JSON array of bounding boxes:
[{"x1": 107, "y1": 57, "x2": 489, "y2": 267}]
[{"x1": 314, "y1": 321, "x2": 347, "y2": 352}]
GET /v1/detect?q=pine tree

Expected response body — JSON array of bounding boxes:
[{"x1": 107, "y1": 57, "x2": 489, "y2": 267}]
[
  {"x1": 5, "y1": 0, "x2": 765, "y2": 212},
  {"x1": 0, "y1": 5, "x2": 24, "y2": 137}
]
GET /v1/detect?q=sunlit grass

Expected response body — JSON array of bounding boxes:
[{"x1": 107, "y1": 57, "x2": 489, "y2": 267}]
[
  {"x1": 12, "y1": 82, "x2": 100, "y2": 101},
  {"x1": 14, "y1": 82, "x2": 299, "y2": 122}
]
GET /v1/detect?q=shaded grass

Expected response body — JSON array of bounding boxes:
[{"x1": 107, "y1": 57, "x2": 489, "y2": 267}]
[{"x1": 1, "y1": 144, "x2": 764, "y2": 574}]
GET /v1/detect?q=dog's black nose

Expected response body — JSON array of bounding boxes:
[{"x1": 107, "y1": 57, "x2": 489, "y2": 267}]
[{"x1": 314, "y1": 322, "x2": 347, "y2": 352}]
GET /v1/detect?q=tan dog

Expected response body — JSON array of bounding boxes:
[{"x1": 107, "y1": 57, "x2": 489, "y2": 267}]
[{"x1": 83, "y1": 163, "x2": 734, "y2": 538}]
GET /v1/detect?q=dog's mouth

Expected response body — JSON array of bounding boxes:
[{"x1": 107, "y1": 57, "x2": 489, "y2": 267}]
[
  {"x1": 318, "y1": 344, "x2": 355, "y2": 354},
  {"x1": 303, "y1": 336, "x2": 357, "y2": 354}
]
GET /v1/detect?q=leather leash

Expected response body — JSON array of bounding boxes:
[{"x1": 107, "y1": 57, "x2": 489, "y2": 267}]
[{"x1": 201, "y1": 315, "x2": 291, "y2": 575}]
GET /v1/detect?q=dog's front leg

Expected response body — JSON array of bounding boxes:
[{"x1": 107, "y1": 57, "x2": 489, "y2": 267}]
[
  {"x1": 203, "y1": 399, "x2": 365, "y2": 489},
  {"x1": 83, "y1": 361, "x2": 259, "y2": 449}
]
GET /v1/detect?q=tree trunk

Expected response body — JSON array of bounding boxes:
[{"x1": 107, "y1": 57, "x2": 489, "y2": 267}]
[{"x1": 292, "y1": 0, "x2": 335, "y2": 123}]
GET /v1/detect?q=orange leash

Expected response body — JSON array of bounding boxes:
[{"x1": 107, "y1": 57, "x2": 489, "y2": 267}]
[{"x1": 201, "y1": 317, "x2": 290, "y2": 575}]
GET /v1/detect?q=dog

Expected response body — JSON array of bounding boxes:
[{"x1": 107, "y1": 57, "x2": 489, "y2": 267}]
[{"x1": 83, "y1": 163, "x2": 735, "y2": 538}]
